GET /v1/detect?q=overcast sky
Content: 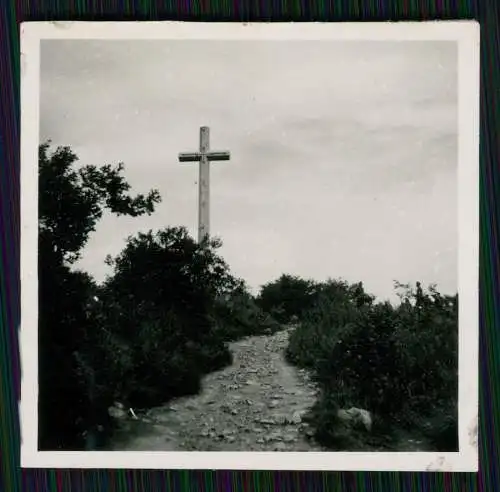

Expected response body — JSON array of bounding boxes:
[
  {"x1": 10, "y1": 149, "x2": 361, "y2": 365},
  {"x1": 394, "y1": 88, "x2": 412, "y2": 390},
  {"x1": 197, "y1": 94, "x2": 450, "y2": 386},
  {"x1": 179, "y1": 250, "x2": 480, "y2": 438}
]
[{"x1": 40, "y1": 39, "x2": 457, "y2": 301}]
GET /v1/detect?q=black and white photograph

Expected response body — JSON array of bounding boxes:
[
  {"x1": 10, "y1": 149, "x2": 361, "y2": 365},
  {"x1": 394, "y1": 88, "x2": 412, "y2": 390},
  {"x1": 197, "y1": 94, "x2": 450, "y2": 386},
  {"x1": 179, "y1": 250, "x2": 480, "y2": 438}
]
[{"x1": 20, "y1": 22, "x2": 479, "y2": 471}]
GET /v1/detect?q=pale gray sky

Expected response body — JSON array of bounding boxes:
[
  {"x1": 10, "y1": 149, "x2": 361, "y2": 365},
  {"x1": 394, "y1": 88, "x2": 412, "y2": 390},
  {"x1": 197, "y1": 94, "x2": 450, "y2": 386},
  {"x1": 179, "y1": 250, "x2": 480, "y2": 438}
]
[{"x1": 40, "y1": 39, "x2": 457, "y2": 301}]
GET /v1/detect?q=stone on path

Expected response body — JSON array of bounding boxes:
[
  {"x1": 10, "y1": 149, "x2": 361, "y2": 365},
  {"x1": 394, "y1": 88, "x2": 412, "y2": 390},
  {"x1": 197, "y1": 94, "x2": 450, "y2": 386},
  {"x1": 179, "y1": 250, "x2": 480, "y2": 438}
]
[{"x1": 337, "y1": 407, "x2": 373, "y2": 432}]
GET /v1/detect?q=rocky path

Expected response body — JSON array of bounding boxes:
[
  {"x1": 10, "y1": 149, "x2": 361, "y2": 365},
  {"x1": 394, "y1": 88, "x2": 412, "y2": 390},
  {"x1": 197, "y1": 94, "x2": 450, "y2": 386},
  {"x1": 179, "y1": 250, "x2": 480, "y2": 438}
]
[{"x1": 109, "y1": 327, "x2": 327, "y2": 451}]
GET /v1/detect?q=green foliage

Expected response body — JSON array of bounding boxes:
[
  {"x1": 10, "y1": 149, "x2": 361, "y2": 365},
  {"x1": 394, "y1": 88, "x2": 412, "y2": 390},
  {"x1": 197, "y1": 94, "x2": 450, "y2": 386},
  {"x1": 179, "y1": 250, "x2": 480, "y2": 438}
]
[
  {"x1": 38, "y1": 141, "x2": 162, "y2": 450},
  {"x1": 38, "y1": 260, "x2": 98, "y2": 450},
  {"x1": 98, "y1": 227, "x2": 278, "y2": 408},
  {"x1": 38, "y1": 142, "x2": 278, "y2": 449},
  {"x1": 286, "y1": 279, "x2": 458, "y2": 451},
  {"x1": 285, "y1": 279, "x2": 373, "y2": 368},
  {"x1": 256, "y1": 274, "x2": 319, "y2": 323},
  {"x1": 257, "y1": 275, "x2": 374, "y2": 326},
  {"x1": 39, "y1": 139, "x2": 458, "y2": 454},
  {"x1": 39, "y1": 141, "x2": 160, "y2": 264},
  {"x1": 213, "y1": 283, "x2": 281, "y2": 341},
  {"x1": 99, "y1": 227, "x2": 236, "y2": 408}
]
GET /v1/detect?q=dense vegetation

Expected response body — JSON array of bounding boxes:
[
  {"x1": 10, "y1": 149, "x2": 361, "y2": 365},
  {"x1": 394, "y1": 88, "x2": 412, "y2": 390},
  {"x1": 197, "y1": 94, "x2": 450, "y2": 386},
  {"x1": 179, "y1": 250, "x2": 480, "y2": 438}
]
[
  {"x1": 38, "y1": 143, "x2": 276, "y2": 450},
  {"x1": 260, "y1": 276, "x2": 458, "y2": 451},
  {"x1": 38, "y1": 142, "x2": 458, "y2": 452}
]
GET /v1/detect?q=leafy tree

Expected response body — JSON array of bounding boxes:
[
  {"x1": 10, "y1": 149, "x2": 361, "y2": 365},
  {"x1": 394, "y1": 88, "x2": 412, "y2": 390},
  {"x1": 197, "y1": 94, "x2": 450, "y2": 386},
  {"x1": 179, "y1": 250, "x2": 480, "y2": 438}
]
[
  {"x1": 256, "y1": 274, "x2": 318, "y2": 323},
  {"x1": 38, "y1": 141, "x2": 161, "y2": 450},
  {"x1": 39, "y1": 141, "x2": 160, "y2": 264},
  {"x1": 99, "y1": 227, "x2": 237, "y2": 407}
]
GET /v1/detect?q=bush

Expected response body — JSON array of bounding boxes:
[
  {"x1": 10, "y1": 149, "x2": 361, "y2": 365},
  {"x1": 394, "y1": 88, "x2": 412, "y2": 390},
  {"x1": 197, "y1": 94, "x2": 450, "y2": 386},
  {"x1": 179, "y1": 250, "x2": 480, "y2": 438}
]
[
  {"x1": 96, "y1": 227, "x2": 280, "y2": 413},
  {"x1": 213, "y1": 285, "x2": 281, "y2": 341},
  {"x1": 38, "y1": 257, "x2": 105, "y2": 450},
  {"x1": 256, "y1": 274, "x2": 318, "y2": 323},
  {"x1": 97, "y1": 228, "x2": 236, "y2": 407},
  {"x1": 285, "y1": 280, "x2": 366, "y2": 368},
  {"x1": 286, "y1": 280, "x2": 458, "y2": 451}
]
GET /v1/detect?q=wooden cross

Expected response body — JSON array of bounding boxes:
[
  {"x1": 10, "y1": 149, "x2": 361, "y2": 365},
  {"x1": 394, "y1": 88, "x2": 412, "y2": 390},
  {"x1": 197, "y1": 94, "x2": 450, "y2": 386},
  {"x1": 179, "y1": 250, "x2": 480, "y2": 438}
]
[{"x1": 178, "y1": 126, "x2": 231, "y2": 243}]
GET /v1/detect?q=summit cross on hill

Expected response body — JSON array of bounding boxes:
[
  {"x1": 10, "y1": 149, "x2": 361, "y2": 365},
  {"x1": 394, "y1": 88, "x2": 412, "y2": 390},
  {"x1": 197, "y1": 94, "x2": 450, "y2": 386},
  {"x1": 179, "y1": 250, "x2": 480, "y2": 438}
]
[{"x1": 178, "y1": 126, "x2": 231, "y2": 243}]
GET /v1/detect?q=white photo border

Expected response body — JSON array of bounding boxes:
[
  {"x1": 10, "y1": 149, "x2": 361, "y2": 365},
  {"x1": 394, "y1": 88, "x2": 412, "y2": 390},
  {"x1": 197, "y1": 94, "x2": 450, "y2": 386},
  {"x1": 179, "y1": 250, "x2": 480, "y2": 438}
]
[{"x1": 20, "y1": 20, "x2": 479, "y2": 471}]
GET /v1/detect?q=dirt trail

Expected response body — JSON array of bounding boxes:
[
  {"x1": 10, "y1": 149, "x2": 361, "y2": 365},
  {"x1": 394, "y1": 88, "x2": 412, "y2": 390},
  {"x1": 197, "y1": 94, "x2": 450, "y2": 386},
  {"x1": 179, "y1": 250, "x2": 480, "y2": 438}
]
[{"x1": 109, "y1": 327, "x2": 327, "y2": 451}]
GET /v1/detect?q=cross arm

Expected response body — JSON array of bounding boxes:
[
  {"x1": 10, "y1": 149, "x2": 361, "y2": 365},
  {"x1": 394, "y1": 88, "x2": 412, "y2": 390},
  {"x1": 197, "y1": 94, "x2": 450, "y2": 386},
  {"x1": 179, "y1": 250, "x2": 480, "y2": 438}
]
[
  {"x1": 207, "y1": 151, "x2": 230, "y2": 161},
  {"x1": 178, "y1": 151, "x2": 231, "y2": 162},
  {"x1": 178, "y1": 152, "x2": 202, "y2": 162}
]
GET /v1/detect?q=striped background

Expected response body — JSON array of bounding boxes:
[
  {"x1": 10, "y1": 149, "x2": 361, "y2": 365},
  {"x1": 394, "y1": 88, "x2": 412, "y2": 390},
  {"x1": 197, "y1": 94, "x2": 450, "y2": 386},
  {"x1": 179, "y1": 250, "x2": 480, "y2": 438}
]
[{"x1": 1, "y1": 1, "x2": 498, "y2": 490}]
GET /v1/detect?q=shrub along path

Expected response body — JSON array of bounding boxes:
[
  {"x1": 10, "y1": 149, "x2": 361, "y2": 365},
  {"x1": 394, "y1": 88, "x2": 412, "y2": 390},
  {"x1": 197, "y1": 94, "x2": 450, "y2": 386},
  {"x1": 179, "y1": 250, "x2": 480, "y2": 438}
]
[{"x1": 108, "y1": 327, "x2": 327, "y2": 451}]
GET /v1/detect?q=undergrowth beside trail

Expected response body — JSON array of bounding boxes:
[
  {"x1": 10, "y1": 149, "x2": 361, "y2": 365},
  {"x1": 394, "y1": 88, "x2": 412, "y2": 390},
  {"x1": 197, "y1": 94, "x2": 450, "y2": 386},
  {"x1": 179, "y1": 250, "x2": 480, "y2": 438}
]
[{"x1": 259, "y1": 275, "x2": 459, "y2": 451}]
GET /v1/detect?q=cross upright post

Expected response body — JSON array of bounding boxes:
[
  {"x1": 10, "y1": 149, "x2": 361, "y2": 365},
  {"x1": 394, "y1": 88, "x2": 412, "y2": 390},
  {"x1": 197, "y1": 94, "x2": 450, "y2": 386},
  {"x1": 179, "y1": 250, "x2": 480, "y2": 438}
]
[{"x1": 178, "y1": 126, "x2": 231, "y2": 243}]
